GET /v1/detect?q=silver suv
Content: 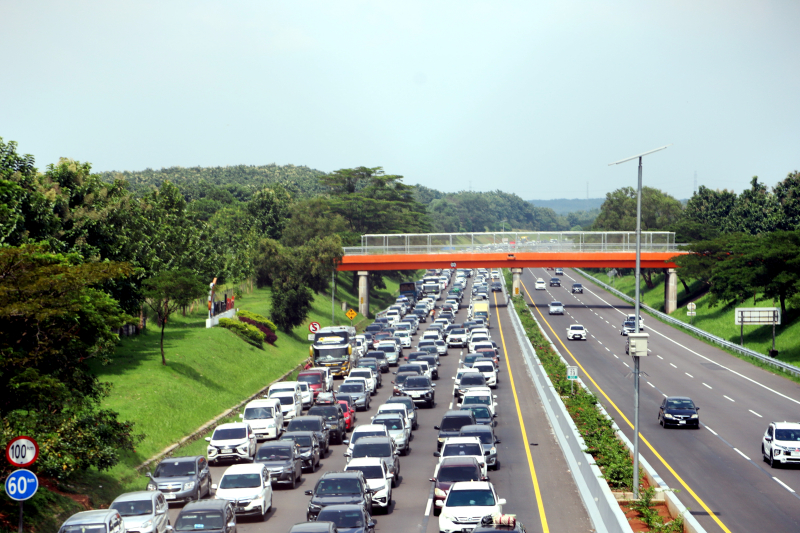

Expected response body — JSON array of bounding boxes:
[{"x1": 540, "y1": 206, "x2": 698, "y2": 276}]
[{"x1": 110, "y1": 491, "x2": 170, "y2": 533}]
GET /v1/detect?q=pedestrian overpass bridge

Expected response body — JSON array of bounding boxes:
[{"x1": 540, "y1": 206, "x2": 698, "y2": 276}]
[{"x1": 337, "y1": 231, "x2": 687, "y2": 316}]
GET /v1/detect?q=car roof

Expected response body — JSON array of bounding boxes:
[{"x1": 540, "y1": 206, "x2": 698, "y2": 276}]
[
  {"x1": 260, "y1": 440, "x2": 297, "y2": 448},
  {"x1": 440, "y1": 456, "x2": 482, "y2": 467},
  {"x1": 63, "y1": 509, "x2": 121, "y2": 524},
  {"x1": 111, "y1": 490, "x2": 157, "y2": 503},
  {"x1": 443, "y1": 436, "x2": 482, "y2": 445},
  {"x1": 665, "y1": 396, "x2": 694, "y2": 401},
  {"x1": 443, "y1": 410, "x2": 475, "y2": 418},
  {"x1": 271, "y1": 390, "x2": 298, "y2": 397},
  {"x1": 320, "y1": 470, "x2": 364, "y2": 479},
  {"x1": 373, "y1": 413, "x2": 404, "y2": 421},
  {"x1": 246, "y1": 398, "x2": 281, "y2": 407},
  {"x1": 319, "y1": 504, "x2": 365, "y2": 513},
  {"x1": 182, "y1": 499, "x2": 230, "y2": 511},
  {"x1": 353, "y1": 435, "x2": 393, "y2": 444},
  {"x1": 450, "y1": 481, "x2": 492, "y2": 491},
  {"x1": 215, "y1": 422, "x2": 249, "y2": 430},
  {"x1": 159, "y1": 455, "x2": 200, "y2": 464},
  {"x1": 353, "y1": 424, "x2": 386, "y2": 432},
  {"x1": 220, "y1": 463, "x2": 266, "y2": 475},
  {"x1": 461, "y1": 424, "x2": 493, "y2": 433},
  {"x1": 282, "y1": 430, "x2": 316, "y2": 437},
  {"x1": 289, "y1": 521, "x2": 335, "y2": 533}
]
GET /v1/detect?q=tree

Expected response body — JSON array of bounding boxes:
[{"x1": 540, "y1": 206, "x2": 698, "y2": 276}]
[
  {"x1": 247, "y1": 186, "x2": 293, "y2": 240},
  {"x1": 143, "y1": 269, "x2": 207, "y2": 365},
  {"x1": 280, "y1": 197, "x2": 349, "y2": 245},
  {"x1": 593, "y1": 186, "x2": 684, "y2": 231},
  {"x1": 722, "y1": 177, "x2": 784, "y2": 235},
  {"x1": 774, "y1": 171, "x2": 800, "y2": 230},
  {"x1": 683, "y1": 185, "x2": 736, "y2": 232},
  {"x1": 270, "y1": 278, "x2": 314, "y2": 332}
]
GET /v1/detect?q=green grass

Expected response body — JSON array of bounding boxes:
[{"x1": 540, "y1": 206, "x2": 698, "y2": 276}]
[{"x1": 577, "y1": 269, "x2": 800, "y2": 368}]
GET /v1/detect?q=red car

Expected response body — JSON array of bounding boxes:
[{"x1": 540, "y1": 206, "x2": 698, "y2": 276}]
[
  {"x1": 298, "y1": 369, "x2": 327, "y2": 400},
  {"x1": 337, "y1": 400, "x2": 356, "y2": 430}
]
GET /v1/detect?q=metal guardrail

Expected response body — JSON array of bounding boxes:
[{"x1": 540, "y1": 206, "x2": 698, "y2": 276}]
[
  {"x1": 344, "y1": 242, "x2": 682, "y2": 256},
  {"x1": 574, "y1": 269, "x2": 800, "y2": 377}
]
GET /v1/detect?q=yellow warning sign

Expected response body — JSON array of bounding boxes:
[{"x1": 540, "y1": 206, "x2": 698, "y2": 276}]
[{"x1": 346, "y1": 308, "x2": 357, "y2": 321}]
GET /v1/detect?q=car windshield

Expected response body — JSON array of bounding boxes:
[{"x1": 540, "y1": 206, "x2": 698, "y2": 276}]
[
  {"x1": 570, "y1": 326, "x2": 584, "y2": 331},
  {"x1": 438, "y1": 465, "x2": 481, "y2": 482},
  {"x1": 441, "y1": 416, "x2": 471, "y2": 431},
  {"x1": 461, "y1": 375, "x2": 486, "y2": 386},
  {"x1": 377, "y1": 345, "x2": 394, "y2": 353},
  {"x1": 775, "y1": 429, "x2": 800, "y2": 441},
  {"x1": 347, "y1": 465, "x2": 384, "y2": 479},
  {"x1": 339, "y1": 384, "x2": 364, "y2": 393},
  {"x1": 352, "y1": 431, "x2": 384, "y2": 443},
  {"x1": 352, "y1": 443, "x2": 392, "y2": 458},
  {"x1": 256, "y1": 447, "x2": 293, "y2": 460},
  {"x1": 463, "y1": 395, "x2": 490, "y2": 406},
  {"x1": 446, "y1": 489, "x2": 496, "y2": 507},
  {"x1": 374, "y1": 418, "x2": 404, "y2": 430},
  {"x1": 461, "y1": 430, "x2": 493, "y2": 444},
  {"x1": 350, "y1": 371, "x2": 371, "y2": 379},
  {"x1": 213, "y1": 427, "x2": 247, "y2": 440},
  {"x1": 443, "y1": 443, "x2": 482, "y2": 457},
  {"x1": 316, "y1": 478, "x2": 362, "y2": 495},
  {"x1": 288, "y1": 419, "x2": 321, "y2": 431},
  {"x1": 395, "y1": 332, "x2": 408, "y2": 337},
  {"x1": 316, "y1": 509, "x2": 365, "y2": 529},
  {"x1": 61, "y1": 526, "x2": 106, "y2": 533},
  {"x1": 434, "y1": 340, "x2": 446, "y2": 346},
  {"x1": 219, "y1": 473, "x2": 261, "y2": 489},
  {"x1": 308, "y1": 407, "x2": 339, "y2": 420},
  {"x1": 463, "y1": 406, "x2": 491, "y2": 419},
  {"x1": 155, "y1": 460, "x2": 196, "y2": 477},
  {"x1": 624, "y1": 321, "x2": 636, "y2": 327},
  {"x1": 281, "y1": 434, "x2": 312, "y2": 446},
  {"x1": 450, "y1": 329, "x2": 466, "y2": 335},
  {"x1": 244, "y1": 407, "x2": 273, "y2": 420},
  {"x1": 406, "y1": 377, "x2": 429, "y2": 387},
  {"x1": 277, "y1": 396, "x2": 295, "y2": 405},
  {"x1": 298, "y1": 374, "x2": 321, "y2": 384},
  {"x1": 551, "y1": 302, "x2": 562, "y2": 307},
  {"x1": 666, "y1": 399, "x2": 696, "y2": 409},
  {"x1": 394, "y1": 374, "x2": 413, "y2": 386},
  {"x1": 174, "y1": 511, "x2": 224, "y2": 531},
  {"x1": 573, "y1": 284, "x2": 582, "y2": 288},
  {"x1": 419, "y1": 341, "x2": 434, "y2": 347},
  {"x1": 111, "y1": 499, "x2": 153, "y2": 517}
]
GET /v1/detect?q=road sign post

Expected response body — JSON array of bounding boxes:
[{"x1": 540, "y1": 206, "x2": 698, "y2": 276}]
[
  {"x1": 567, "y1": 366, "x2": 578, "y2": 394},
  {"x1": 450, "y1": 262, "x2": 457, "y2": 269},
  {"x1": 6, "y1": 469, "x2": 38, "y2": 533},
  {"x1": 6, "y1": 437, "x2": 39, "y2": 469},
  {"x1": 345, "y1": 308, "x2": 357, "y2": 326},
  {"x1": 686, "y1": 302, "x2": 696, "y2": 324},
  {"x1": 309, "y1": 322, "x2": 321, "y2": 333}
]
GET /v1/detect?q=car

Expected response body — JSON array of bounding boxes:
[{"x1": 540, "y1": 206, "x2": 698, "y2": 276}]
[
  {"x1": 297, "y1": 382, "x2": 314, "y2": 409},
  {"x1": 345, "y1": 424, "x2": 390, "y2": 456},
  {"x1": 549, "y1": 277, "x2": 561, "y2": 287},
  {"x1": 376, "y1": 341, "x2": 401, "y2": 366},
  {"x1": 416, "y1": 360, "x2": 434, "y2": 380},
  {"x1": 298, "y1": 369, "x2": 330, "y2": 401},
  {"x1": 435, "y1": 410, "x2": 477, "y2": 450},
  {"x1": 240, "y1": 398, "x2": 284, "y2": 440},
  {"x1": 393, "y1": 330, "x2": 412, "y2": 348},
  {"x1": 371, "y1": 413, "x2": 411, "y2": 455},
  {"x1": 272, "y1": 390, "x2": 304, "y2": 422},
  {"x1": 316, "y1": 504, "x2": 376, "y2": 532},
  {"x1": 307, "y1": 404, "x2": 348, "y2": 445},
  {"x1": 565, "y1": 324, "x2": 587, "y2": 341},
  {"x1": 171, "y1": 499, "x2": 237, "y2": 533},
  {"x1": 548, "y1": 301, "x2": 564, "y2": 315},
  {"x1": 374, "y1": 402, "x2": 414, "y2": 433},
  {"x1": 657, "y1": 396, "x2": 700, "y2": 429},
  {"x1": 315, "y1": 391, "x2": 338, "y2": 406},
  {"x1": 437, "y1": 481, "x2": 506, "y2": 533},
  {"x1": 146, "y1": 455, "x2": 212, "y2": 503},
  {"x1": 417, "y1": 355, "x2": 440, "y2": 380},
  {"x1": 460, "y1": 424, "x2": 500, "y2": 470},
  {"x1": 405, "y1": 350, "x2": 426, "y2": 363},
  {"x1": 58, "y1": 510, "x2": 125, "y2": 533},
  {"x1": 384, "y1": 396, "x2": 419, "y2": 430},
  {"x1": 762, "y1": 421, "x2": 800, "y2": 468},
  {"x1": 430, "y1": 456, "x2": 485, "y2": 515},
  {"x1": 288, "y1": 521, "x2": 338, "y2": 533},
  {"x1": 338, "y1": 381, "x2": 371, "y2": 411},
  {"x1": 460, "y1": 403, "x2": 495, "y2": 427},
  {"x1": 471, "y1": 361, "x2": 498, "y2": 389},
  {"x1": 280, "y1": 431, "x2": 321, "y2": 472},
  {"x1": 338, "y1": 399, "x2": 356, "y2": 430},
  {"x1": 344, "y1": 457, "x2": 394, "y2": 513},
  {"x1": 571, "y1": 283, "x2": 583, "y2": 294},
  {"x1": 626, "y1": 314, "x2": 645, "y2": 330},
  {"x1": 109, "y1": 491, "x2": 169, "y2": 533},
  {"x1": 490, "y1": 281, "x2": 502, "y2": 292},
  {"x1": 435, "y1": 436, "x2": 488, "y2": 477},
  {"x1": 286, "y1": 415, "x2": 331, "y2": 455},
  {"x1": 446, "y1": 328, "x2": 468, "y2": 348},
  {"x1": 459, "y1": 388, "x2": 497, "y2": 416},
  {"x1": 254, "y1": 441, "x2": 303, "y2": 489},
  {"x1": 555, "y1": 268, "x2": 564, "y2": 275},
  {"x1": 391, "y1": 372, "x2": 418, "y2": 396},
  {"x1": 348, "y1": 368, "x2": 377, "y2": 395},
  {"x1": 356, "y1": 358, "x2": 383, "y2": 386},
  {"x1": 304, "y1": 471, "x2": 373, "y2": 521},
  {"x1": 345, "y1": 436, "x2": 400, "y2": 487},
  {"x1": 534, "y1": 278, "x2": 546, "y2": 290},
  {"x1": 206, "y1": 423, "x2": 257, "y2": 464},
  {"x1": 402, "y1": 374, "x2": 436, "y2": 408},
  {"x1": 454, "y1": 370, "x2": 488, "y2": 400},
  {"x1": 620, "y1": 320, "x2": 636, "y2": 336},
  {"x1": 213, "y1": 463, "x2": 273, "y2": 520}
]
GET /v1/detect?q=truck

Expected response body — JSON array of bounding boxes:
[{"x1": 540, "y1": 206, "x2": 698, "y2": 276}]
[
  {"x1": 309, "y1": 326, "x2": 357, "y2": 377},
  {"x1": 472, "y1": 302, "x2": 491, "y2": 327},
  {"x1": 399, "y1": 281, "x2": 418, "y2": 305}
]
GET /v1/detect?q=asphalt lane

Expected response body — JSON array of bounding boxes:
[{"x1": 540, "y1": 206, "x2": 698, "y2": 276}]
[
  {"x1": 168, "y1": 272, "x2": 592, "y2": 533},
  {"x1": 520, "y1": 267, "x2": 800, "y2": 533}
]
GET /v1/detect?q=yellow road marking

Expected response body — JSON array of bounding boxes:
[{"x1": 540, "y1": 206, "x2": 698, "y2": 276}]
[
  {"x1": 519, "y1": 280, "x2": 732, "y2": 533},
  {"x1": 493, "y1": 292, "x2": 550, "y2": 533}
]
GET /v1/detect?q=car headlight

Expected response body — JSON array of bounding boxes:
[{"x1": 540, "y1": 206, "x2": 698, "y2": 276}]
[
  {"x1": 490, "y1": 446, "x2": 497, "y2": 455},
  {"x1": 141, "y1": 519, "x2": 153, "y2": 529},
  {"x1": 664, "y1": 413, "x2": 674, "y2": 419},
  {"x1": 301, "y1": 451, "x2": 312, "y2": 458},
  {"x1": 183, "y1": 481, "x2": 196, "y2": 490},
  {"x1": 441, "y1": 512, "x2": 456, "y2": 521},
  {"x1": 774, "y1": 448, "x2": 782, "y2": 455},
  {"x1": 147, "y1": 483, "x2": 157, "y2": 491},
  {"x1": 690, "y1": 414, "x2": 698, "y2": 419},
  {"x1": 308, "y1": 503, "x2": 322, "y2": 511},
  {"x1": 238, "y1": 445, "x2": 249, "y2": 453},
  {"x1": 438, "y1": 437, "x2": 445, "y2": 442}
]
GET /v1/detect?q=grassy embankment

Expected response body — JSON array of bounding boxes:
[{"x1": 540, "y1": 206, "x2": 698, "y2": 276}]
[
  {"x1": 577, "y1": 269, "x2": 800, "y2": 368},
  {"x1": 25, "y1": 276, "x2": 400, "y2": 530}
]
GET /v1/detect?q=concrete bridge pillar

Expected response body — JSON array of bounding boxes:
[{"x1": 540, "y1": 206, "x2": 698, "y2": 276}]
[
  {"x1": 358, "y1": 271, "x2": 370, "y2": 318},
  {"x1": 664, "y1": 268, "x2": 677, "y2": 314},
  {"x1": 511, "y1": 268, "x2": 523, "y2": 297}
]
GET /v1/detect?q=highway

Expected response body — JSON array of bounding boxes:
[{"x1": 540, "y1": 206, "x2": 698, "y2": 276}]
[
  {"x1": 167, "y1": 272, "x2": 593, "y2": 532},
  {"x1": 519, "y1": 267, "x2": 800, "y2": 533}
]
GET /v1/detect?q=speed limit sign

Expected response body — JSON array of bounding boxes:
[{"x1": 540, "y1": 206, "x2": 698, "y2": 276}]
[
  {"x1": 450, "y1": 262, "x2": 457, "y2": 268},
  {"x1": 6, "y1": 436, "x2": 39, "y2": 468}
]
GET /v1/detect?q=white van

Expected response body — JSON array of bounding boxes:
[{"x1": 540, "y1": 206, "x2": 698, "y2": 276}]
[
  {"x1": 268, "y1": 381, "x2": 302, "y2": 399},
  {"x1": 240, "y1": 398, "x2": 284, "y2": 440}
]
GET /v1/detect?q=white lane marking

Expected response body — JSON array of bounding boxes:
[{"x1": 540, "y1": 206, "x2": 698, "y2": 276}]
[
  {"x1": 647, "y1": 382, "x2": 655, "y2": 387},
  {"x1": 773, "y1": 477, "x2": 796, "y2": 493},
  {"x1": 623, "y1": 362, "x2": 630, "y2": 368},
  {"x1": 705, "y1": 426, "x2": 718, "y2": 435},
  {"x1": 614, "y1": 354, "x2": 619, "y2": 359},
  {"x1": 685, "y1": 373, "x2": 694, "y2": 378},
  {"x1": 662, "y1": 393, "x2": 668, "y2": 398},
  {"x1": 597, "y1": 341, "x2": 603, "y2": 345},
  {"x1": 749, "y1": 410, "x2": 763, "y2": 418},
  {"x1": 656, "y1": 355, "x2": 663, "y2": 360},
  {"x1": 733, "y1": 448, "x2": 751, "y2": 461},
  {"x1": 425, "y1": 496, "x2": 433, "y2": 516},
  {"x1": 703, "y1": 383, "x2": 712, "y2": 389},
  {"x1": 605, "y1": 347, "x2": 610, "y2": 352},
  {"x1": 669, "y1": 363, "x2": 677, "y2": 368},
  {"x1": 448, "y1": 401, "x2": 453, "y2": 409},
  {"x1": 724, "y1": 395, "x2": 735, "y2": 402}
]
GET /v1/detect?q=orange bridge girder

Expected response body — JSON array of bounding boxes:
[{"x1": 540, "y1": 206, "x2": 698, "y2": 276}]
[{"x1": 337, "y1": 251, "x2": 686, "y2": 271}]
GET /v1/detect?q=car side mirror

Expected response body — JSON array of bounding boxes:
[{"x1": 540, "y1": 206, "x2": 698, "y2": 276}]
[
  {"x1": 495, "y1": 439, "x2": 501, "y2": 444},
  {"x1": 434, "y1": 425, "x2": 440, "y2": 430},
  {"x1": 156, "y1": 508, "x2": 166, "y2": 515},
  {"x1": 344, "y1": 453, "x2": 351, "y2": 457},
  {"x1": 492, "y1": 413, "x2": 497, "y2": 417},
  {"x1": 211, "y1": 483, "x2": 218, "y2": 490},
  {"x1": 238, "y1": 413, "x2": 244, "y2": 418},
  {"x1": 165, "y1": 527, "x2": 174, "y2": 533},
  {"x1": 342, "y1": 439, "x2": 349, "y2": 444},
  {"x1": 433, "y1": 451, "x2": 440, "y2": 457},
  {"x1": 304, "y1": 490, "x2": 313, "y2": 495},
  {"x1": 451, "y1": 376, "x2": 456, "y2": 380},
  {"x1": 765, "y1": 436, "x2": 772, "y2": 442},
  {"x1": 369, "y1": 520, "x2": 377, "y2": 528},
  {"x1": 498, "y1": 498, "x2": 507, "y2": 505},
  {"x1": 429, "y1": 477, "x2": 436, "y2": 482},
  {"x1": 492, "y1": 395, "x2": 497, "y2": 399},
  {"x1": 435, "y1": 500, "x2": 444, "y2": 508},
  {"x1": 431, "y1": 383, "x2": 436, "y2": 388},
  {"x1": 696, "y1": 407, "x2": 700, "y2": 411},
  {"x1": 205, "y1": 437, "x2": 211, "y2": 442}
]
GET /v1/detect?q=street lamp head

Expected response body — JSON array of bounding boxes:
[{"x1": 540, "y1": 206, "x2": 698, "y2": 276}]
[{"x1": 608, "y1": 144, "x2": 672, "y2": 166}]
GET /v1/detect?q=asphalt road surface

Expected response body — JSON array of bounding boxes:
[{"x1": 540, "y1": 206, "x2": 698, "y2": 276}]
[
  {"x1": 167, "y1": 271, "x2": 594, "y2": 533},
  {"x1": 520, "y1": 267, "x2": 800, "y2": 533}
]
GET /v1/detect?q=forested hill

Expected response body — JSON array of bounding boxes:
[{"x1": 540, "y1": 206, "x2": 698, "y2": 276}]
[
  {"x1": 96, "y1": 164, "x2": 327, "y2": 200},
  {"x1": 529, "y1": 198, "x2": 605, "y2": 214}
]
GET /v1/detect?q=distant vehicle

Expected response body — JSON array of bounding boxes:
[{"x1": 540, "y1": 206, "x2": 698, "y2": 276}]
[
  {"x1": 110, "y1": 491, "x2": 169, "y2": 533},
  {"x1": 658, "y1": 396, "x2": 700, "y2": 429},
  {"x1": 571, "y1": 283, "x2": 583, "y2": 294},
  {"x1": 173, "y1": 500, "x2": 237, "y2": 533},
  {"x1": 304, "y1": 471, "x2": 373, "y2": 521},
  {"x1": 213, "y1": 463, "x2": 273, "y2": 519},
  {"x1": 626, "y1": 314, "x2": 645, "y2": 331},
  {"x1": 555, "y1": 268, "x2": 564, "y2": 275},
  {"x1": 549, "y1": 277, "x2": 561, "y2": 287},
  {"x1": 566, "y1": 324, "x2": 587, "y2": 340},
  {"x1": 58, "y1": 510, "x2": 125, "y2": 533},
  {"x1": 534, "y1": 278, "x2": 546, "y2": 290},
  {"x1": 548, "y1": 301, "x2": 564, "y2": 315},
  {"x1": 620, "y1": 320, "x2": 636, "y2": 336},
  {"x1": 254, "y1": 441, "x2": 303, "y2": 489},
  {"x1": 310, "y1": 326, "x2": 357, "y2": 377},
  {"x1": 472, "y1": 302, "x2": 490, "y2": 328},
  {"x1": 490, "y1": 281, "x2": 502, "y2": 292},
  {"x1": 206, "y1": 422, "x2": 257, "y2": 464},
  {"x1": 437, "y1": 481, "x2": 506, "y2": 533}
]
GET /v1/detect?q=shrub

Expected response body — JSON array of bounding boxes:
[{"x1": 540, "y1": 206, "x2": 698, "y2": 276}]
[
  {"x1": 218, "y1": 318, "x2": 264, "y2": 346},
  {"x1": 239, "y1": 316, "x2": 278, "y2": 344},
  {"x1": 237, "y1": 309, "x2": 278, "y2": 332}
]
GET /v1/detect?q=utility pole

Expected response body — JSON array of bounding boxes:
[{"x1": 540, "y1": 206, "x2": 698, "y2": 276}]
[{"x1": 693, "y1": 171, "x2": 697, "y2": 195}]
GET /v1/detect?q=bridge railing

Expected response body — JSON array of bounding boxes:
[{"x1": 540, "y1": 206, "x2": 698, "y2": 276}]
[{"x1": 344, "y1": 231, "x2": 681, "y2": 255}]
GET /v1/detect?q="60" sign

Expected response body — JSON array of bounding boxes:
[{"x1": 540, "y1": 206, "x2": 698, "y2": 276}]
[
  {"x1": 5, "y1": 469, "x2": 39, "y2": 501},
  {"x1": 6, "y1": 436, "x2": 39, "y2": 468}
]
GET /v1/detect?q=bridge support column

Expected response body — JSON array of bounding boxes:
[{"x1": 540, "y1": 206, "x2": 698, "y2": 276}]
[
  {"x1": 664, "y1": 268, "x2": 677, "y2": 314},
  {"x1": 358, "y1": 271, "x2": 370, "y2": 318},
  {"x1": 511, "y1": 268, "x2": 523, "y2": 297}
]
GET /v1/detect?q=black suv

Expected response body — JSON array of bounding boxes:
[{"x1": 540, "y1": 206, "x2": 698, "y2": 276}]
[
  {"x1": 490, "y1": 281, "x2": 502, "y2": 292},
  {"x1": 434, "y1": 410, "x2": 477, "y2": 449},
  {"x1": 571, "y1": 283, "x2": 583, "y2": 294},
  {"x1": 307, "y1": 405, "x2": 347, "y2": 444},
  {"x1": 280, "y1": 431, "x2": 321, "y2": 472},
  {"x1": 402, "y1": 375, "x2": 436, "y2": 408},
  {"x1": 287, "y1": 416, "x2": 330, "y2": 455},
  {"x1": 304, "y1": 471, "x2": 373, "y2": 521},
  {"x1": 549, "y1": 277, "x2": 561, "y2": 287}
]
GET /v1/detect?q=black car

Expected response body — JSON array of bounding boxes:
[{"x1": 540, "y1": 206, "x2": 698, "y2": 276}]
[
  {"x1": 460, "y1": 424, "x2": 500, "y2": 470},
  {"x1": 416, "y1": 355, "x2": 440, "y2": 380},
  {"x1": 460, "y1": 402, "x2": 495, "y2": 425},
  {"x1": 174, "y1": 499, "x2": 236, "y2": 533},
  {"x1": 571, "y1": 283, "x2": 583, "y2": 294},
  {"x1": 549, "y1": 277, "x2": 561, "y2": 287},
  {"x1": 391, "y1": 372, "x2": 418, "y2": 396},
  {"x1": 658, "y1": 396, "x2": 700, "y2": 429},
  {"x1": 490, "y1": 281, "x2": 502, "y2": 292},
  {"x1": 316, "y1": 504, "x2": 376, "y2": 533},
  {"x1": 402, "y1": 375, "x2": 436, "y2": 408},
  {"x1": 365, "y1": 351, "x2": 389, "y2": 373},
  {"x1": 288, "y1": 521, "x2": 337, "y2": 533},
  {"x1": 434, "y1": 410, "x2": 477, "y2": 449},
  {"x1": 365, "y1": 324, "x2": 384, "y2": 335},
  {"x1": 287, "y1": 415, "x2": 331, "y2": 454},
  {"x1": 307, "y1": 405, "x2": 347, "y2": 444},
  {"x1": 305, "y1": 471, "x2": 373, "y2": 521},
  {"x1": 255, "y1": 442, "x2": 303, "y2": 489},
  {"x1": 412, "y1": 308, "x2": 428, "y2": 322},
  {"x1": 280, "y1": 431, "x2": 321, "y2": 472},
  {"x1": 146, "y1": 455, "x2": 212, "y2": 503},
  {"x1": 405, "y1": 351, "x2": 425, "y2": 364},
  {"x1": 395, "y1": 363, "x2": 423, "y2": 376}
]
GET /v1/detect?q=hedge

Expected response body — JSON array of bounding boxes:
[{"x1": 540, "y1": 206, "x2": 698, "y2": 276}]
[
  {"x1": 238, "y1": 316, "x2": 278, "y2": 344},
  {"x1": 218, "y1": 318, "x2": 265, "y2": 346},
  {"x1": 237, "y1": 310, "x2": 278, "y2": 332}
]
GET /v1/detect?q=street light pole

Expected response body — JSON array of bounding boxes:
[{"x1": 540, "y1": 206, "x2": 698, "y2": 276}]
[{"x1": 609, "y1": 144, "x2": 671, "y2": 499}]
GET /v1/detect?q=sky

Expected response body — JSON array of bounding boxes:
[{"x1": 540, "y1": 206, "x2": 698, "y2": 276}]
[{"x1": 2, "y1": 1, "x2": 799, "y2": 200}]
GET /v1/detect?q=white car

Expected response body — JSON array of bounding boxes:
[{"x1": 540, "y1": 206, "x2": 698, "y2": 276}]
[
  {"x1": 371, "y1": 413, "x2": 411, "y2": 455},
  {"x1": 437, "y1": 481, "x2": 506, "y2": 533},
  {"x1": 374, "y1": 402, "x2": 414, "y2": 432},
  {"x1": 344, "y1": 457, "x2": 393, "y2": 511},
  {"x1": 435, "y1": 436, "x2": 488, "y2": 476},
  {"x1": 452, "y1": 368, "x2": 483, "y2": 398},
  {"x1": 393, "y1": 330, "x2": 412, "y2": 348},
  {"x1": 762, "y1": 421, "x2": 800, "y2": 468},
  {"x1": 271, "y1": 391, "x2": 303, "y2": 422},
  {"x1": 416, "y1": 360, "x2": 433, "y2": 380},
  {"x1": 534, "y1": 278, "x2": 546, "y2": 290},
  {"x1": 460, "y1": 387, "x2": 498, "y2": 417},
  {"x1": 213, "y1": 463, "x2": 272, "y2": 520},
  {"x1": 385, "y1": 310, "x2": 401, "y2": 325},
  {"x1": 240, "y1": 399, "x2": 284, "y2": 440},
  {"x1": 468, "y1": 335, "x2": 490, "y2": 353},
  {"x1": 206, "y1": 422, "x2": 257, "y2": 464},
  {"x1": 297, "y1": 382, "x2": 313, "y2": 409},
  {"x1": 377, "y1": 341, "x2": 401, "y2": 365},
  {"x1": 567, "y1": 324, "x2": 588, "y2": 340},
  {"x1": 472, "y1": 361, "x2": 497, "y2": 388},
  {"x1": 345, "y1": 424, "x2": 390, "y2": 455},
  {"x1": 422, "y1": 330, "x2": 442, "y2": 342},
  {"x1": 446, "y1": 328, "x2": 468, "y2": 348},
  {"x1": 348, "y1": 368, "x2": 377, "y2": 395},
  {"x1": 548, "y1": 301, "x2": 564, "y2": 315},
  {"x1": 434, "y1": 317, "x2": 451, "y2": 328},
  {"x1": 626, "y1": 314, "x2": 645, "y2": 331}
]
